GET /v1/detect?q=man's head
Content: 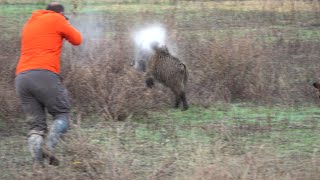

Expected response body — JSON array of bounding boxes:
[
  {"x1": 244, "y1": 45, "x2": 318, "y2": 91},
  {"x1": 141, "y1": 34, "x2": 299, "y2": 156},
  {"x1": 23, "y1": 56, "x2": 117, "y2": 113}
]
[
  {"x1": 46, "y1": 2, "x2": 68, "y2": 20},
  {"x1": 46, "y1": 2, "x2": 64, "y2": 13}
]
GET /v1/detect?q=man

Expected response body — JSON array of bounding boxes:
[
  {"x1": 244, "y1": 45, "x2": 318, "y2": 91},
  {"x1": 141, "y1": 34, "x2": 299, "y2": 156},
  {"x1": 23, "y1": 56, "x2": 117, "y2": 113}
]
[{"x1": 15, "y1": 2, "x2": 82, "y2": 168}]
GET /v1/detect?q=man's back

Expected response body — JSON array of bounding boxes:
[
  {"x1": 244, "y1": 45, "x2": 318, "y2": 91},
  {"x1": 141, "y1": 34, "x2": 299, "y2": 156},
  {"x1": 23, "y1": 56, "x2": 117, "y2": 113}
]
[{"x1": 16, "y1": 10, "x2": 81, "y2": 75}]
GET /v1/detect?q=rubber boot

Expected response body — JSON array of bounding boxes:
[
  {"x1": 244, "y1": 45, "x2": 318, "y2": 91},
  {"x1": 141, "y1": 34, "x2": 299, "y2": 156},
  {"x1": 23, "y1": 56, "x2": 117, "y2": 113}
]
[
  {"x1": 46, "y1": 119, "x2": 69, "y2": 166},
  {"x1": 28, "y1": 132, "x2": 44, "y2": 170}
]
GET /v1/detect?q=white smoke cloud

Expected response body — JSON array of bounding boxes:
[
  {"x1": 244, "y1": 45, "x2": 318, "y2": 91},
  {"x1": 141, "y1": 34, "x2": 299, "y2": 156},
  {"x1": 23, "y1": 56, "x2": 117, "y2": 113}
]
[{"x1": 134, "y1": 25, "x2": 166, "y2": 52}]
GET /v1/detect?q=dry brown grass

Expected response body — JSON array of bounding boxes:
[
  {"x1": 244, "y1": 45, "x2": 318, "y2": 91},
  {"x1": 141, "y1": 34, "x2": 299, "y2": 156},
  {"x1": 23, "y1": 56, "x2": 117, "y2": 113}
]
[
  {"x1": 0, "y1": 1, "x2": 319, "y2": 120},
  {"x1": 0, "y1": 0, "x2": 319, "y2": 123},
  {"x1": 2, "y1": 122, "x2": 319, "y2": 180}
]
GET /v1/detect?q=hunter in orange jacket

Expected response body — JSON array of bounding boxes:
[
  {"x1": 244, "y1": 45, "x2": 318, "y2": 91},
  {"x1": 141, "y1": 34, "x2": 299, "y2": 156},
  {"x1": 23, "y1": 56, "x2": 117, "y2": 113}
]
[
  {"x1": 15, "y1": 2, "x2": 82, "y2": 169},
  {"x1": 16, "y1": 9, "x2": 82, "y2": 75}
]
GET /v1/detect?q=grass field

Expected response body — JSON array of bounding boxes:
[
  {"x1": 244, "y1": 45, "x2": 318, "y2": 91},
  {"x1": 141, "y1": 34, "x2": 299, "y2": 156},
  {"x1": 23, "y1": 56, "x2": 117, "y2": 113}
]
[
  {"x1": 1, "y1": 104, "x2": 320, "y2": 179},
  {"x1": 1, "y1": 0, "x2": 320, "y2": 179},
  {"x1": 1, "y1": 1, "x2": 320, "y2": 41}
]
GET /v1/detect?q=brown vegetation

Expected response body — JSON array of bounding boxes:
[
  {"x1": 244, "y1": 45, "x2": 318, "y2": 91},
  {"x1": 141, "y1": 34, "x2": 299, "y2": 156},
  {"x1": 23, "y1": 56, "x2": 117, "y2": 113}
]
[
  {"x1": 0, "y1": 1, "x2": 320, "y2": 179},
  {"x1": 0, "y1": 1, "x2": 319, "y2": 121}
]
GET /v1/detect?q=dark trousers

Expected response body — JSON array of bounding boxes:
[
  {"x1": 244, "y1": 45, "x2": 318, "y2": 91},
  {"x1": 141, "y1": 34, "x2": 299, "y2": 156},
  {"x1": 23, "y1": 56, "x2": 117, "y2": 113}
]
[{"x1": 15, "y1": 70, "x2": 71, "y2": 132}]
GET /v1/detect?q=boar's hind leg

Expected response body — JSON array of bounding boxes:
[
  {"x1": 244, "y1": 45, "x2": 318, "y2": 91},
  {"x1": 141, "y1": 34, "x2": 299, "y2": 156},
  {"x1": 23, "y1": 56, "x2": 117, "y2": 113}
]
[{"x1": 180, "y1": 91, "x2": 188, "y2": 111}]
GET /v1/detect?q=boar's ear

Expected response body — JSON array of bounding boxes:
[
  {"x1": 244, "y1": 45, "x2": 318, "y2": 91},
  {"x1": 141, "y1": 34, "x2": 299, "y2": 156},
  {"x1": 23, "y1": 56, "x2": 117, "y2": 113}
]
[{"x1": 313, "y1": 82, "x2": 320, "y2": 89}]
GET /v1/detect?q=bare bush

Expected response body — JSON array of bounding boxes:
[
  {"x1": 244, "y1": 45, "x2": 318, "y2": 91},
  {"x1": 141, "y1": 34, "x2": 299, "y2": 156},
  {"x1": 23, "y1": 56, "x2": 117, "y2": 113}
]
[
  {"x1": 60, "y1": 29, "x2": 171, "y2": 121},
  {"x1": 0, "y1": 1, "x2": 320, "y2": 120}
]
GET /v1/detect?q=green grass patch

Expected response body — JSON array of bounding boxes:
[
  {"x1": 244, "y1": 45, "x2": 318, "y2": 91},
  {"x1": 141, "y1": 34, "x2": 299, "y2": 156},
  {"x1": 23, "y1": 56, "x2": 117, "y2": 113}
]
[
  {"x1": 78, "y1": 4, "x2": 175, "y2": 14},
  {"x1": 131, "y1": 104, "x2": 320, "y2": 156},
  {"x1": 0, "y1": 4, "x2": 43, "y2": 16},
  {"x1": 1, "y1": 2, "x2": 320, "y2": 42},
  {"x1": 76, "y1": 104, "x2": 320, "y2": 160}
]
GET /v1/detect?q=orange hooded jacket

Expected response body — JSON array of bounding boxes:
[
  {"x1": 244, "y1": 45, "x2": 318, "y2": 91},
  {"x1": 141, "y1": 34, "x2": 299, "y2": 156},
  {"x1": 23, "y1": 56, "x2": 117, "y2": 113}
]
[{"x1": 16, "y1": 10, "x2": 82, "y2": 75}]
